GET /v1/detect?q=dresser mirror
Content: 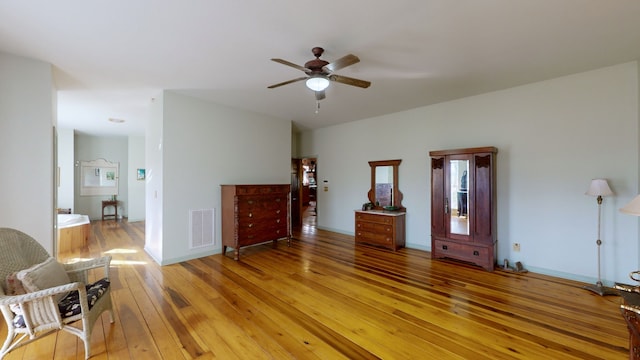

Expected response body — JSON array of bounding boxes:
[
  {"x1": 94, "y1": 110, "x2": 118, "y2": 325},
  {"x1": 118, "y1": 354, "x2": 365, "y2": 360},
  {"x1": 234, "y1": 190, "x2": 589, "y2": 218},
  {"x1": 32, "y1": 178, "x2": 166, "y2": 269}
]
[
  {"x1": 449, "y1": 159, "x2": 470, "y2": 235},
  {"x1": 368, "y1": 159, "x2": 404, "y2": 211}
]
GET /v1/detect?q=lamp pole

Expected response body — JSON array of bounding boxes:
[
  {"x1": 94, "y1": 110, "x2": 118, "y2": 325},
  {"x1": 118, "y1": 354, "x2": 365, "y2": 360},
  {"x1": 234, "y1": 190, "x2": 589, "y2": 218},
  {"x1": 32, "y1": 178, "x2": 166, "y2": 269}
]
[
  {"x1": 584, "y1": 184, "x2": 617, "y2": 296},
  {"x1": 595, "y1": 195, "x2": 604, "y2": 287}
]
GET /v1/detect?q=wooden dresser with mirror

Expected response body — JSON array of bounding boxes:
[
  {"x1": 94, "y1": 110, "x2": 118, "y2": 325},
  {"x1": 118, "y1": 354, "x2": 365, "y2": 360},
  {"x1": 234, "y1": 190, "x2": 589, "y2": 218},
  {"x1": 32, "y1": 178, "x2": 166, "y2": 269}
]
[
  {"x1": 429, "y1": 147, "x2": 497, "y2": 271},
  {"x1": 354, "y1": 159, "x2": 406, "y2": 251}
]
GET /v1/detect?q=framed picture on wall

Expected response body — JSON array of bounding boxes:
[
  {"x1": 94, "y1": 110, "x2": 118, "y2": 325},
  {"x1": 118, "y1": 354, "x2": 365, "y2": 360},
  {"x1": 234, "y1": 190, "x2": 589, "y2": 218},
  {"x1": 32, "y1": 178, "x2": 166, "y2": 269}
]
[{"x1": 137, "y1": 168, "x2": 145, "y2": 181}]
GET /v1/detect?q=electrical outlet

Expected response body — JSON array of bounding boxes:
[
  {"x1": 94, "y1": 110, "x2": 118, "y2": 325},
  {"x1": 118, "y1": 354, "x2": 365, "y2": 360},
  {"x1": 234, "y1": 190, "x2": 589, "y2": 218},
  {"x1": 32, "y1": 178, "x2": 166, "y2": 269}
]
[{"x1": 513, "y1": 243, "x2": 521, "y2": 252}]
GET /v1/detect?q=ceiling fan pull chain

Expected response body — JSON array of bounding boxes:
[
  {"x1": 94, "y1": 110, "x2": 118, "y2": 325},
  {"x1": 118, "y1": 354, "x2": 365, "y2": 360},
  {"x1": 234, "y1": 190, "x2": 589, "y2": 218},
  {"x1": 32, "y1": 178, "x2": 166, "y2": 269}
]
[{"x1": 315, "y1": 101, "x2": 320, "y2": 114}]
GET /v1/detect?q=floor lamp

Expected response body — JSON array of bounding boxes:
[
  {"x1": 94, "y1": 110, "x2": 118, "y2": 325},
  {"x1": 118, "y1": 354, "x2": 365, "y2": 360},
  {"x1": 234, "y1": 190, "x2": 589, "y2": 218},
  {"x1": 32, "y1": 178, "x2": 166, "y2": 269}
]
[
  {"x1": 619, "y1": 195, "x2": 640, "y2": 290},
  {"x1": 616, "y1": 195, "x2": 640, "y2": 294},
  {"x1": 584, "y1": 179, "x2": 617, "y2": 296},
  {"x1": 620, "y1": 194, "x2": 640, "y2": 217}
]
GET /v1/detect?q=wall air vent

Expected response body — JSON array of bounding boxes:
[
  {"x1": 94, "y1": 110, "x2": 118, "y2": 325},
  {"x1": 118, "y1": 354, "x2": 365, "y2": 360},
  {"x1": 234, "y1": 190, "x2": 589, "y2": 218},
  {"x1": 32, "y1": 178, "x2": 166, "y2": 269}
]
[{"x1": 189, "y1": 208, "x2": 215, "y2": 249}]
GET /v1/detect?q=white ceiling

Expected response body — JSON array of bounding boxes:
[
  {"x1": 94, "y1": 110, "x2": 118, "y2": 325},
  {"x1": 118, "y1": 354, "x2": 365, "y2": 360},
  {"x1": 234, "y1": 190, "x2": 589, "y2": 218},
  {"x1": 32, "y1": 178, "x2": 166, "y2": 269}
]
[{"x1": 1, "y1": 1, "x2": 640, "y2": 136}]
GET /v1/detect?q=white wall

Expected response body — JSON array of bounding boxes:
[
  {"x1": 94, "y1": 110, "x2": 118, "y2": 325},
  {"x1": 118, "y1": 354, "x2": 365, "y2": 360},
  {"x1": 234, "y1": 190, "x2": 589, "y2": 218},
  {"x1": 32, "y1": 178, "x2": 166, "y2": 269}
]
[
  {"x1": 0, "y1": 52, "x2": 55, "y2": 253},
  {"x1": 145, "y1": 93, "x2": 164, "y2": 263},
  {"x1": 128, "y1": 136, "x2": 145, "y2": 222},
  {"x1": 57, "y1": 128, "x2": 74, "y2": 211},
  {"x1": 300, "y1": 61, "x2": 639, "y2": 285},
  {"x1": 74, "y1": 135, "x2": 129, "y2": 220},
  {"x1": 145, "y1": 91, "x2": 291, "y2": 265}
]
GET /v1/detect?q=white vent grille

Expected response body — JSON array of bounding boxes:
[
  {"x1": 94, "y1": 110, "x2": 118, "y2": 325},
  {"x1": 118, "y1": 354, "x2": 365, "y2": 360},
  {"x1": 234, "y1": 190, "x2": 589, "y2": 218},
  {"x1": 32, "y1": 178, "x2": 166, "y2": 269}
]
[{"x1": 189, "y1": 208, "x2": 215, "y2": 249}]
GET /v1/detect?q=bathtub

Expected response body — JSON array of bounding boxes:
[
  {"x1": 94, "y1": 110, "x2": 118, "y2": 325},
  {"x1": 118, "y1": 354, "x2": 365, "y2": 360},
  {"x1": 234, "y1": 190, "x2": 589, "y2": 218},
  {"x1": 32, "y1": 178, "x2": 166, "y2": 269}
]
[{"x1": 57, "y1": 214, "x2": 91, "y2": 256}]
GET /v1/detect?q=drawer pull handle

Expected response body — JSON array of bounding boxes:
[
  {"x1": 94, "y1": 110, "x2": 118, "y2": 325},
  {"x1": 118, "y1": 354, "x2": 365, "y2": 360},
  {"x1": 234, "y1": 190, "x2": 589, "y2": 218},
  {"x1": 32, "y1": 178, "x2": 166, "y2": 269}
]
[
  {"x1": 276, "y1": 198, "x2": 281, "y2": 202},
  {"x1": 473, "y1": 250, "x2": 479, "y2": 256},
  {"x1": 276, "y1": 219, "x2": 281, "y2": 223},
  {"x1": 248, "y1": 200, "x2": 254, "y2": 205},
  {"x1": 248, "y1": 223, "x2": 253, "y2": 228},
  {"x1": 248, "y1": 213, "x2": 253, "y2": 218},
  {"x1": 442, "y1": 245, "x2": 448, "y2": 250},
  {"x1": 276, "y1": 210, "x2": 281, "y2": 214}
]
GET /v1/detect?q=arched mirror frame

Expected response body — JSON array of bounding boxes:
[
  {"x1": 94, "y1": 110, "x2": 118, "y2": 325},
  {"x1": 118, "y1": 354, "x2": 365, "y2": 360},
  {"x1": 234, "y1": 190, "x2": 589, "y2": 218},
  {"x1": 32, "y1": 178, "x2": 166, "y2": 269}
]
[{"x1": 367, "y1": 159, "x2": 405, "y2": 211}]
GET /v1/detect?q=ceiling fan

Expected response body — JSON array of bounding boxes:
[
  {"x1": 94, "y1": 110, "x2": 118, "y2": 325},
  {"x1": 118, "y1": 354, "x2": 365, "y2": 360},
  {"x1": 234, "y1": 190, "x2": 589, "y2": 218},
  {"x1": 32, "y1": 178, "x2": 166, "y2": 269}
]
[{"x1": 268, "y1": 47, "x2": 371, "y2": 101}]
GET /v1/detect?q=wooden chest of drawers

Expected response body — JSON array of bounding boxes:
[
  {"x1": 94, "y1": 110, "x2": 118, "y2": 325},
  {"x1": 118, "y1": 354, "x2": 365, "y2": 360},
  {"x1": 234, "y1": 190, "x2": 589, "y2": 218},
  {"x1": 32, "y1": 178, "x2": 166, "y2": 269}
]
[
  {"x1": 221, "y1": 184, "x2": 290, "y2": 260},
  {"x1": 354, "y1": 210, "x2": 406, "y2": 251},
  {"x1": 432, "y1": 239, "x2": 493, "y2": 270}
]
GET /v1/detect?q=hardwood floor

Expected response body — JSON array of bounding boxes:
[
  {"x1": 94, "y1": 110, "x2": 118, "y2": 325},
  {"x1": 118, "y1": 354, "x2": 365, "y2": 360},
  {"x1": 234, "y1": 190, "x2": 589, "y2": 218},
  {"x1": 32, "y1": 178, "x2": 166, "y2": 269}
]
[{"x1": 1, "y1": 219, "x2": 630, "y2": 359}]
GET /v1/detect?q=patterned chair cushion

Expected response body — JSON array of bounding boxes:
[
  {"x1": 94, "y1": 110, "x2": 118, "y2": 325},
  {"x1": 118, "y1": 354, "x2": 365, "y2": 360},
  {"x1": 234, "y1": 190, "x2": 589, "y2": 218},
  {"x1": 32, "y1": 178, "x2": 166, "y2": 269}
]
[
  {"x1": 12, "y1": 278, "x2": 110, "y2": 328},
  {"x1": 5, "y1": 272, "x2": 26, "y2": 296},
  {"x1": 5, "y1": 272, "x2": 26, "y2": 315}
]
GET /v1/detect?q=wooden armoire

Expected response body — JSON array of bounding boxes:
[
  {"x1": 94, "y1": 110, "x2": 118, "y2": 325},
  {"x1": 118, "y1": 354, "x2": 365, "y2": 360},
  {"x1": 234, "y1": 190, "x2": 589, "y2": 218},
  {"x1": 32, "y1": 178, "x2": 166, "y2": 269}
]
[{"x1": 429, "y1": 147, "x2": 497, "y2": 271}]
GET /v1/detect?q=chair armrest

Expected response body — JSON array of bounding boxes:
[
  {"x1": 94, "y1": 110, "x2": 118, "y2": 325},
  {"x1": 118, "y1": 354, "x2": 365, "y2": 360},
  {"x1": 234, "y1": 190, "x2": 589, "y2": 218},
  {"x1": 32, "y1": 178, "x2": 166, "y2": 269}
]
[
  {"x1": 0, "y1": 282, "x2": 82, "y2": 306},
  {"x1": 63, "y1": 256, "x2": 112, "y2": 283},
  {"x1": 0, "y1": 282, "x2": 85, "y2": 335}
]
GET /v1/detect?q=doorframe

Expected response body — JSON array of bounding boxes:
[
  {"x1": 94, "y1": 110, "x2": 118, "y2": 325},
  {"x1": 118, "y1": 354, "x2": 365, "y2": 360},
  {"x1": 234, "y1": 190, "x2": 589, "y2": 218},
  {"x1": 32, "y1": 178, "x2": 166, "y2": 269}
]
[
  {"x1": 290, "y1": 158, "x2": 303, "y2": 228},
  {"x1": 294, "y1": 156, "x2": 318, "y2": 228}
]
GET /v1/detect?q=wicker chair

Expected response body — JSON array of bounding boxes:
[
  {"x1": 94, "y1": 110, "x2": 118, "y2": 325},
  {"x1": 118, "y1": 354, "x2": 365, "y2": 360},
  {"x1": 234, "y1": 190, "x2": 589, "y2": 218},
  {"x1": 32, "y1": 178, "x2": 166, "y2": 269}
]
[{"x1": 0, "y1": 228, "x2": 114, "y2": 359}]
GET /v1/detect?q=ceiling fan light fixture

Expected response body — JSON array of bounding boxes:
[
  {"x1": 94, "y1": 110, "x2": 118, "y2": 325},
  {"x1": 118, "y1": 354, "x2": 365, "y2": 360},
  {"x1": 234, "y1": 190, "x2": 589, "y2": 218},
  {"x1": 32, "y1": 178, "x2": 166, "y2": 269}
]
[{"x1": 306, "y1": 76, "x2": 330, "y2": 91}]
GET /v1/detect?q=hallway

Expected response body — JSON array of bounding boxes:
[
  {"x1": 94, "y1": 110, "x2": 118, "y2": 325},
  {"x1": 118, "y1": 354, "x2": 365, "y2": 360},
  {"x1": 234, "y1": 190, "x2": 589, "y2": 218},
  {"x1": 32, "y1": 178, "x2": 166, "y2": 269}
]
[{"x1": 301, "y1": 200, "x2": 316, "y2": 234}]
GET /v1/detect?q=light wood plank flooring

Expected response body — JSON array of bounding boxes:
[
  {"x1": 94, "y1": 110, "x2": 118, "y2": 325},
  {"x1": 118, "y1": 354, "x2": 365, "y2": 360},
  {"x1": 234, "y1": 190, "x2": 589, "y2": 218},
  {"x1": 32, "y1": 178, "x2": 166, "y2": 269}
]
[{"x1": 1, "y1": 219, "x2": 630, "y2": 359}]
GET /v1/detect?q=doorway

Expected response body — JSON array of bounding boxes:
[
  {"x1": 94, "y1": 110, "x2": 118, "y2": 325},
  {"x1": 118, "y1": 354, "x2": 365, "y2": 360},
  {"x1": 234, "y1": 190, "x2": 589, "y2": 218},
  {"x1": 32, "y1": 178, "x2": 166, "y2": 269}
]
[
  {"x1": 291, "y1": 157, "x2": 317, "y2": 231},
  {"x1": 302, "y1": 158, "x2": 317, "y2": 229}
]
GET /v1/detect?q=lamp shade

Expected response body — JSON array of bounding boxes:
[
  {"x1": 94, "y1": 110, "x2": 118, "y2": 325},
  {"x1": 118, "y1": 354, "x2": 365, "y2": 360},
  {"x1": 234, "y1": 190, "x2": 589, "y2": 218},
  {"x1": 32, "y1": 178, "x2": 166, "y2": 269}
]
[
  {"x1": 620, "y1": 195, "x2": 640, "y2": 216},
  {"x1": 585, "y1": 179, "x2": 613, "y2": 197},
  {"x1": 306, "y1": 76, "x2": 330, "y2": 91}
]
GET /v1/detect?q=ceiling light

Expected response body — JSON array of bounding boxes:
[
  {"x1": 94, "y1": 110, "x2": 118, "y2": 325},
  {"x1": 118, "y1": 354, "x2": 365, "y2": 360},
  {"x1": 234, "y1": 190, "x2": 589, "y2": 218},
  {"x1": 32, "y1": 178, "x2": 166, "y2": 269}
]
[
  {"x1": 306, "y1": 76, "x2": 329, "y2": 91},
  {"x1": 108, "y1": 118, "x2": 125, "y2": 123}
]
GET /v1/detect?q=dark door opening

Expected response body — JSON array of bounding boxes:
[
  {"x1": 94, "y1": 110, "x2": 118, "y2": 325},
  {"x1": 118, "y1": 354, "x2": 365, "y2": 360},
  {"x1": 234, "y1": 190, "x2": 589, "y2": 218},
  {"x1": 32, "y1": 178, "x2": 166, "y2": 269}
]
[{"x1": 291, "y1": 157, "x2": 317, "y2": 231}]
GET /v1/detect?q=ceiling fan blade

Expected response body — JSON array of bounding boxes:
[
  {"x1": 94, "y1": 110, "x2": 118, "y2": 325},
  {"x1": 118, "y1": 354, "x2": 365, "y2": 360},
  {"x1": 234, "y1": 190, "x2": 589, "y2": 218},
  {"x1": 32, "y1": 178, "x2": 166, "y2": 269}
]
[
  {"x1": 329, "y1": 74, "x2": 371, "y2": 88},
  {"x1": 315, "y1": 91, "x2": 326, "y2": 101},
  {"x1": 271, "y1": 58, "x2": 310, "y2": 72},
  {"x1": 323, "y1": 54, "x2": 360, "y2": 73},
  {"x1": 267, "y1": 77, "x2": 308, "y2": 89}
]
